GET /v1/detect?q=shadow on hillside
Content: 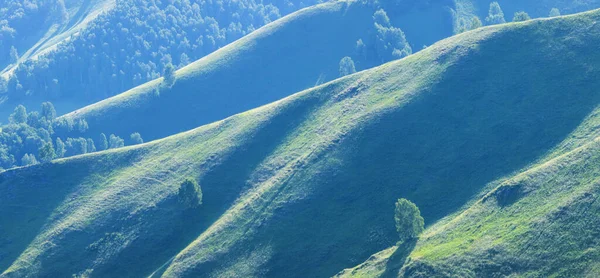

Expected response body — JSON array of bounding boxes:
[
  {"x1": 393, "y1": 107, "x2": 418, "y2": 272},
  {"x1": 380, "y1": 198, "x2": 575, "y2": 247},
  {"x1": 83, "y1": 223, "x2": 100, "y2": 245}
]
[
  {"x1": 382, "y1": 239, "x2": 417, "y2": 278},
  {"x1": 227, "y1": 18, "x2": 600, "y2": 278},
  {"x1": 135, "y1": 92, "x2": 330, "y2": 277}
]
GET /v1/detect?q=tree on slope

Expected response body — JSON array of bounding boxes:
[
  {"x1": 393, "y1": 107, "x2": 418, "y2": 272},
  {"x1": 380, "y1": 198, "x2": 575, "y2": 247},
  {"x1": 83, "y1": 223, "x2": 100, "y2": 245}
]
[
  {"x1": 513, "y1": 11, "x2": 531, "y2": 22},
  {"x1": 339, "y1": 56, "x2": 356, "y2": 77},
  {"x1": 39, "y1": 142, "x2": 56, "y2": 163},
  {"x1": 178, "y1": 178, "x2": 203, "y2": 208},
  {"x1": 549, "y1": 8, "x2": 561, "y2": 17},
  {"x1": 486, "y1": 2, "x2": 506, "y2": 25},
  {"x1": 395, "y1": 198, "x2": 424, "y2": 242}
]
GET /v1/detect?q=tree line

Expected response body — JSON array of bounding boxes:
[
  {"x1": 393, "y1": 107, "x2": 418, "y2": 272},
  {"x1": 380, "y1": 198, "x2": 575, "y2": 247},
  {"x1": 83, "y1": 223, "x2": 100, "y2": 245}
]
[{"x1": 0, "y1": 102, "x2": 143, "y2": 169}]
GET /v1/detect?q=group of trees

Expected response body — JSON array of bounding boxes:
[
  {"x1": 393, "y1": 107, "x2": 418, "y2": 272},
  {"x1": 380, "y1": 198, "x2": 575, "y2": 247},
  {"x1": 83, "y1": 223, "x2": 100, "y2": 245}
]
[
  {"x1": 0, "y1": 102, "x2": 142, "y2": 170},
  {"x1": 456, "y1": 2, "x2": 561, "y2": 34},
  {"x1": 2, "y1": 0, "x2": 324, "y2": 101},
  {"x1": 339, "y1": 9, "x2": 412, "y2": 77}
]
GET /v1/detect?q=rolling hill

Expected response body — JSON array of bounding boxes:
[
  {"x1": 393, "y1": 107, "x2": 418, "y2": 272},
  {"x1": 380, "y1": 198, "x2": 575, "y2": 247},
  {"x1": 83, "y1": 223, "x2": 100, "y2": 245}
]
[{"x1": 3, "y1": 7, "x2": 600, "y2": 277}]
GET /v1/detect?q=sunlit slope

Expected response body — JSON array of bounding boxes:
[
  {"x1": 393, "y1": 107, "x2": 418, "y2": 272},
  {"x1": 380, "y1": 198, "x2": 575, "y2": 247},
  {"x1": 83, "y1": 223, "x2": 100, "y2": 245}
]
[
  {"x1": 4, "y1": 9, "x2": 600, "y2": 278},
  {"x1": 338, "y1": 133, "x2": 600, "y2": 277}
]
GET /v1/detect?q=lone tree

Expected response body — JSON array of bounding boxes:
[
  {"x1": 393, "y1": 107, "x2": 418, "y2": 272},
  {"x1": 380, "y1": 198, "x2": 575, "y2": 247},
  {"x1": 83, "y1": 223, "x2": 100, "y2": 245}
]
[
  {"x1": 395, "y1": 198, "x2": 424, "y2": 242},
  {"x1": 178, "y1": 178, "x2": 203, "y2": 208}
]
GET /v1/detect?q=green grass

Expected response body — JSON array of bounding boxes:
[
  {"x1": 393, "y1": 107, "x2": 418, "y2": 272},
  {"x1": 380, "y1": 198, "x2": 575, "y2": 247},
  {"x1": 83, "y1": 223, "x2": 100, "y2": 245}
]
[{"x1": 4, "y1": 7, "x2": 600, "y2": 278}]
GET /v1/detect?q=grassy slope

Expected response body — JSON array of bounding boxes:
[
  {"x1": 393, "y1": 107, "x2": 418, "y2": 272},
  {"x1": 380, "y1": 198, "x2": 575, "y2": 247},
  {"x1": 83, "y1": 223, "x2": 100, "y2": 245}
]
[
  {"x1": 3, "y1": 8, "x2": 600, "y2": 277},
  {"x1": 338, "y1": 11, "x2": 600, "y2": 278}
]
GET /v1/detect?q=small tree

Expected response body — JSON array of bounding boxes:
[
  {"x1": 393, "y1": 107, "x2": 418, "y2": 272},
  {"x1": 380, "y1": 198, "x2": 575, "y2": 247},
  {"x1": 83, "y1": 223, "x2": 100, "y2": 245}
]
[
  {"x1": 486, "y1": 2, "x2": 506, "y2": 25},
  {"x1": 339, "y1": 56, "x2": 356, "y2": 77},
  {"x1": 549, "y1": 8, "x2": 561, "y2": 17},
  {"x1": 513, "y1": 11, "x2": 531, "y2": 22},
  {"x1": 470, "y1": 16, "x2": 483, "y2": 30},
  {"x1": 163, "y1": 63, "x2": 176, "y2": 87},
  {"x1": 39, "y1": 142, "x2": 56, "y2": 163},
  {"x1": 130, "y1": 132, "x2": 144, "y2": 145},
  {"x1": 178, "y1": 178, "x2": 202, "y2": 208},
  {"x1": 99, "y1": 133, "x2": 108, "y2": 151},
  {"x1": 395, "y1": 198, "x2": 424, "y2": 242}
]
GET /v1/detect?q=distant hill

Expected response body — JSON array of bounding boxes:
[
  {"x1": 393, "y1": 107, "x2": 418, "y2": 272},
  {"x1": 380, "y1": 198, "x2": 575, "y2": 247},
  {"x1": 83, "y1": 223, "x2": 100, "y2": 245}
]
[
  {"x1": 6, "y1": 0, "x2": 600, "y2": 120},
  {"x1": 60, "y1": 0, "x2": 416, "y2": 142},
  {"x1": 3, "y1": 8, "x2": 600, "y2": 277}
]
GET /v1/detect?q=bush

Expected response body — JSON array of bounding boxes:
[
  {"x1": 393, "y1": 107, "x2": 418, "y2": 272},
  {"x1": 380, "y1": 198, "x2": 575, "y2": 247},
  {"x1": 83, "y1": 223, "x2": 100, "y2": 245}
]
[{"x1": 395, "y1": 198, "x2": 424, "y2": 242}]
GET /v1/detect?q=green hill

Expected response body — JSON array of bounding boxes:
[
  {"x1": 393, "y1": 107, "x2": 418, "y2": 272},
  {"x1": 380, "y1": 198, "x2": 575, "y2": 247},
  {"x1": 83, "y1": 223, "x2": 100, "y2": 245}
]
[
  {"x1": 4, "y1": 7, "x2": 600, "y2": 278},
  {"x1": 59, "y1": 0, "x2": 414, "y2": 142}
]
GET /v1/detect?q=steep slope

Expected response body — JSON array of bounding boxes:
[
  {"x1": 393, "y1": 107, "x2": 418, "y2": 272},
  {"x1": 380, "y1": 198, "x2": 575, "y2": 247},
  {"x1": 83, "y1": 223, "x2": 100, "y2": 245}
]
[{"x1": 3, "y1": 8, "x2": 600, "y2": 278}]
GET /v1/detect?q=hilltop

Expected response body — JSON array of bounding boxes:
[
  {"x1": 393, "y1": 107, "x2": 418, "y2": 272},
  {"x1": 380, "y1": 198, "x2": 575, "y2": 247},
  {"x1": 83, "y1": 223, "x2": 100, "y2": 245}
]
[{"x1": 3, "y1": 8, "x2": 600, "y2": 277}]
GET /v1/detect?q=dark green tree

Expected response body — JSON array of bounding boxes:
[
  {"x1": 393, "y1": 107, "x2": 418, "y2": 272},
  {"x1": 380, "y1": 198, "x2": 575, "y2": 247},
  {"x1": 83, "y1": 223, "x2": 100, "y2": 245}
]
[
  {"x1": 178, "y1": 178, "x2": 203, "y2": 208},
  {"x1": 395, "y1": 198, "x2": 424, "y2": 242},
  {"x1": 39, "y1": 142, "x2": 56, "y2": 163}
]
